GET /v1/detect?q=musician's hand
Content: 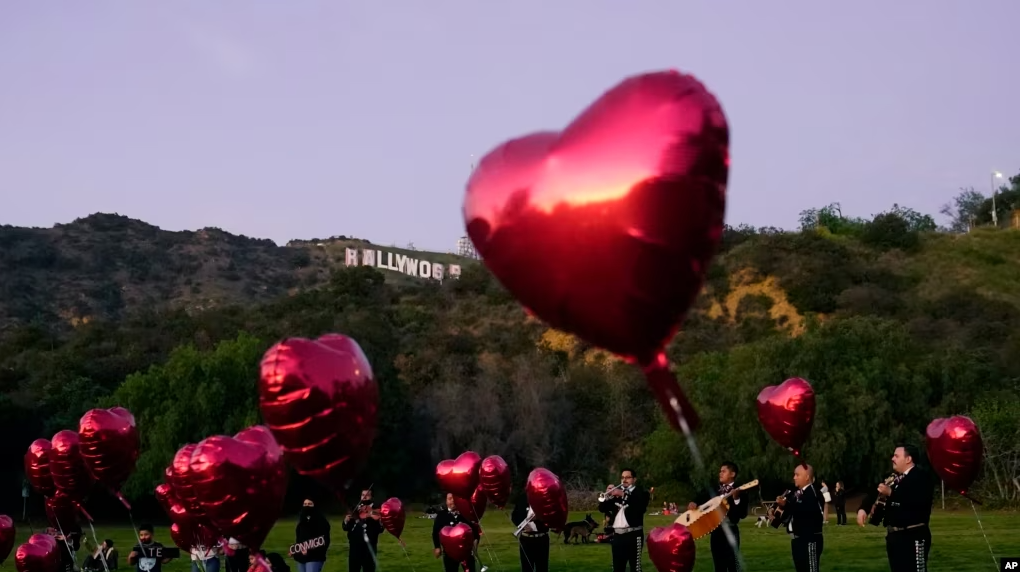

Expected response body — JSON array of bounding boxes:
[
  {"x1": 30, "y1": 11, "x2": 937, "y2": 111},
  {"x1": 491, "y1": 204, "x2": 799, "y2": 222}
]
[
  {"x1": 776, "y1": 497, "x2": 787, "y2": 507},
  {"x1": 611, "y1": 489, "x2": 624, "y2": 498},
  {"x1": 687, "y1": 502, "x2": 697, "y2": 511},
  {"x1": 344, "y1": 515, "x2": 351, "y2": 523},
  {"x1": 433, "y1": 548, "x2": 441, "y2": 559},
  {"x1": 605, "y1": 485, "x2": 615, "y2": 492},
  {"x1": 877, "y1": 484, "x2": 892, "y2": 497},
  {"x1": 856, "y1": 509, "x2": 867, "y2": 527},
  {"x1": 731, "y1": 489, "x2": 740, "y2": 499}
]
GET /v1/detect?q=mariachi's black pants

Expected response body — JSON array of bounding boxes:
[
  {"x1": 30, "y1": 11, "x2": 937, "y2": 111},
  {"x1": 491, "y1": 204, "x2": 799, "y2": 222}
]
[
  {"x1": 791, "y1": 533, "x2": 823, "y2": 572},
  {"x1": 348, "y1": 540, "x2": 378, "y2": 572},
  {"x1": 611, "y1": 530, "x2": 643, "y2": 572},
  {"x1": 886, "y1": 526, "x2": 931, "y2": 572},
  {"x1": 709, "y1": 525, "x2": 741, "y2": 572},
  {"x1": 518, "y1": 534, "x2": 549, "y2": 572},
  {"x1": 442, "y1": 554, "x2": 476, "y2": 572}
]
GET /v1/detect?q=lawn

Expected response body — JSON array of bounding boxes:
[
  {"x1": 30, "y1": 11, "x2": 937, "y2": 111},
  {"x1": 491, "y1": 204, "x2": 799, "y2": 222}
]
[{"x1": 12, "y1": 510, "x2": 1018, "y2": 572}]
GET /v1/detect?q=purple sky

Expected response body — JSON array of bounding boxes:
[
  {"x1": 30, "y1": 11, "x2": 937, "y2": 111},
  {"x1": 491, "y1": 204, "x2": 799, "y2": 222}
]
[{"x1": 2, "y1": 2, "x2": 1018, "y2": 251}]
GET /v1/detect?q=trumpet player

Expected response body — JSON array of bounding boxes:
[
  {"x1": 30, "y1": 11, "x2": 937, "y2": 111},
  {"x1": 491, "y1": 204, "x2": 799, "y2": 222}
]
[
  {"x1": 511, "y1": 491, "x2": 549, "y2": 572},
  {"x1": 598, "y1": 468, "x2": 649, "y2": 572},
  {"x1": 343, "y1": 489, "x2": 383, "y2": 572}
]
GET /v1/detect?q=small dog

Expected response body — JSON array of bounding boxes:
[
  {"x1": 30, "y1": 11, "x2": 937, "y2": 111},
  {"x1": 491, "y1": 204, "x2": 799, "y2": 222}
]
[
  {"x1": 563, "y1": 514, "x2": 599, "y2": 544},
  {"x1": 755, "y1": 516, "x2": 768, "y2": 528}
]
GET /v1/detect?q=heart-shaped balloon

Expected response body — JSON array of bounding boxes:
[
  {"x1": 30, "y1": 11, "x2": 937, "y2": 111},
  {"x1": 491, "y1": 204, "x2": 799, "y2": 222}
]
[
  {"x1": 0, "y1": 515, "x2": 15, "y2": 566},
  {"x1": 48, "y1": 430, "x2": 92, "y2": 503},
  {"x1": 15, "y1": 534, "x2": 60, "y2": 572},
  {"x1": 525, "y1": 468, "x2": 568, "y2": 531},
  {"x1": 436, "y1": 452, "x2": 482, "y2": 499},
  {"x1": 478, "y1": 455, "x2": 511, "y2": 508},
  {"x1": 464, "y1": 70, "x2": 729, "y2": 432},
  {"x1": 647, "y1": 523, "x2": 696, "y2": 572},
  {"x1": 24, "y1": 439, "x2": 56, "y2": 498},
  {"x1": 379, "y1": 498, "x2": 406, "y2": 539},
  {"x1": 78, "y1": 407, "x2": 140, "y2": 503},
  {"x1": 439, "y1": 523, "x2": 475, "y2": 563},
  {"x1": 170, "y1": 444, "x2": 206, "y2": 517},
  {"x1": 169, "y1": 520, "x2": 218, "y2": 552},
  {"x1": 189, "y1": 425, "x2": 288, "y2": 550},
  {"x1": 926, "y1": 416, "x2": 983, "y2": 495},
  {"x1": 44, "y1": 492, "x2": 79, "y2": 533},
  {"x1": 756, "y1": 377, "x2": 816, "y2": 457},
  {"x1": 453, "y1": 485, "x2": 488, "y2": 523},
  {"x1": 259, "y1": 335, "x2": 378, "y2": 494}
]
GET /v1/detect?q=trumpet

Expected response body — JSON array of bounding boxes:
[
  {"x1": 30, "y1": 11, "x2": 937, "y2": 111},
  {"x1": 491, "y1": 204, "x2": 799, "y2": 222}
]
[
  {"x1": 512, "y1": 507, "x2": 536, "y2": 538},
  {"x1": 598, "y1": 483, "x2": 626, "y2": 503}
]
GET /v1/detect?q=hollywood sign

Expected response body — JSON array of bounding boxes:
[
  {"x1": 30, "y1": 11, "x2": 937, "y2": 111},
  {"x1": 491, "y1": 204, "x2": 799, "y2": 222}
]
[{"x1": 345, "y1": 247, "x2": 461, "y2": 281}]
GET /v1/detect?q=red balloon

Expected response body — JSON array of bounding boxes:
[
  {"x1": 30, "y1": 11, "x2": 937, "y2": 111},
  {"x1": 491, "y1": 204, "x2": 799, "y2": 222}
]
[
  {"x1": 379, "y1": 498, "x2": 406, "y2": 539},
  {"x1": 14, "y1": 534, "x2": 60, "y2": 572},
  {"x1": 438, "y1": 523, "x2": 474, "y2": 563},
  {"x1": 188, "y1": 426, "x2": 287, "y2": 551},
  {"x1": 24, "y1": 439, "x2": 56, "y2": 498},
  {"x1": 78, "y1": 407, "x2": 140, "y2": 497},
  {"x1": 436, "y1": 452, "x2": 482, "y2": 498},
  {"x1": 170, "y1": 444, "x2": 205, "y2": 517},
  {"x1": 478, "y1": 455, "x2": 511, "y2": 508},
  {"x1": 525, "y1": 468, "x2": 568, "y2": 531},
  {"x1": 48, "y1": 431, "x2": 92, "y2": 503},
  {"x1": 463, "y1": 70, "x2": 729, "y2": 433},
  {"x1": 453, "y1": 486, "x2": 488, "y2": 523},
  {"x1": 259, "y1": 335, "x2": 378, "y2": 494},
  {"x1": 169, "y1": 521, "x2": 218, "y2": 552},
  {"x1": 647, "y1": 524, "x2": 696, "y2": 572},
  {"x1": 926, "y1": 416, "x2": 983, "y2": 495},
  {"x1": 154, "y1": 483, "x2": 178, "y2": 519},
  {"x1": 44, "y1": 493, "x2": 79, "y2": 533},
  {"x1": 0, "y1": 515, "x2": 15, "y2": 566},
  {"x1": 756, "y1": 378, "x2": 816, "y2": 457}
]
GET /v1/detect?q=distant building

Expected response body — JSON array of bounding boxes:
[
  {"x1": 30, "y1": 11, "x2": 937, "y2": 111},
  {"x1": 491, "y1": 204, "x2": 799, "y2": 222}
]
[{"x1": 457, "y1": 236, "x2": 479, "y2": 259}]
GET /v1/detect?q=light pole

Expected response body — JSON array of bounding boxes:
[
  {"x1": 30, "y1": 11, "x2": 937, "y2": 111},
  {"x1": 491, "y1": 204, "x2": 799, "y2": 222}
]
[{"x1": 991, "y1": 171, "x2": 1004, "y2": 227}]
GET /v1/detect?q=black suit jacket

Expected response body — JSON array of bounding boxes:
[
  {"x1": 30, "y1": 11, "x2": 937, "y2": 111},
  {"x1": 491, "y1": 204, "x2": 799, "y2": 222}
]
[
  {"x1": 859, "y1": 466, "x2": 934, "y2": 528},
  {"x1": 693, "y1": 483, "x2": 749, "y2": 526},
  {"x1": 431, "y1": 509, "x2": 482, "y2": 549},
  {"x1": 598, "y1": 486, "x2": 650, "y2": 528},
  {"x1": 785, "y1": 484, "x2": 823, "y2": 536}
]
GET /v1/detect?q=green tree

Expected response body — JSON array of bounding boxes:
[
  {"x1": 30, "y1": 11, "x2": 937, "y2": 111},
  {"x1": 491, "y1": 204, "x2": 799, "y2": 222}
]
[{"x1": 940, "y1": 188, "x2": 985, "y2": 232}]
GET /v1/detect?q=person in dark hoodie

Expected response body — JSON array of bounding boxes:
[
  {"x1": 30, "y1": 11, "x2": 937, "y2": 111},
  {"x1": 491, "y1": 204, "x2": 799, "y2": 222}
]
[
  {"x1": 342, "y1": 490, "x2": 383, "y2": 572},
  {"x1": 292, "y1": 499, "x2": 331, "y2": 572}
]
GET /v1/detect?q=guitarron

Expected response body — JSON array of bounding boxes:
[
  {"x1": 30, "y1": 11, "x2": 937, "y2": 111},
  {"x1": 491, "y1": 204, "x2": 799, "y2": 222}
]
[
  {"x1": 674, "y1": 480, "x2": 759, "y2": 539},
  {"x1": 868, "y1": 474, "x2": 898, "y2": 526}
]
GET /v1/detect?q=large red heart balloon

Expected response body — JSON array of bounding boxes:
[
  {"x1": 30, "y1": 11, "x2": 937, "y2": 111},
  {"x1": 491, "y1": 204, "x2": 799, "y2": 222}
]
[
  {"x1": 464, "y1": 70, "x2": 729, "y2": 432},
  {"x1": 44, "y1": 492, "x2": 79, "y2": 532},
  {"x1": 0, "y1": 515, "x2": 15, "y2": 566},
  {"x1": 756, "y1": 377, "x2": 816, "y2": 457},
  {"x1": 525, "y1": 468, "x2": 568, "y2": 531},
  {"x1": 48, "y1": 430, "x2": 92, "y2": 503},
  {"x1": 189, "y1": 425, "x2": 288, "y2": 550},
  {"x1": 439, "y1": 523, "x2": 475, "y2": 563},
  {"x1": 259, "y1": 335, "x2": 378, "y2": 494},
  {"x1": 15, "y1": 534, "x2": 60, "y2": 572},
  {"x1": 379, "y1": 498, "x2": 406, "y2": 539},
  {"x1": 478, "y1": 455, "x2": 511, "y2": 508},
  {"x1": 170, "y1": 444, "x2": 206, "y2": 517},
  {"x1": 926, "y1": 416, "x2": 983, "y2": 495},
  {"x1": 78, "y1": 407, "x2": 140, "y2": 503},
  {"x1": 436, "y1": 452, "x2": 482, "y2": 499},
  {"x1": 453, "y1": 485, "x2": 488, "y2": 523},
  {"x1": 647, "y1": 523, "x2": 696, "y2": 572},
  {"x1": 24, "y1": 439, "x2": 56, "y2": 498}
]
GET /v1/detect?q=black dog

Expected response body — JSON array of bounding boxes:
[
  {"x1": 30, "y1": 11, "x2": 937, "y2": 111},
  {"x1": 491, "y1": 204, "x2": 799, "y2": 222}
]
[{"x1": 563, "y1": 514, "x2": 599, "y2": 544}]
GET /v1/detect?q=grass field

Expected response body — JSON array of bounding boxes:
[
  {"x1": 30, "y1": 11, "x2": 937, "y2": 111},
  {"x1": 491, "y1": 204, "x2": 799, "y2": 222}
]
[{"x1": 13, "y1": 510, "x2": 1018, "y2": 571}]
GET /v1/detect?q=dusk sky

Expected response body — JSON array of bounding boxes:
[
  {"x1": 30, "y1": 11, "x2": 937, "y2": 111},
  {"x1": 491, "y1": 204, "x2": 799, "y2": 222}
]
[{"x1": 2, "y1": 1, "x2": 1017, "y2": 251}]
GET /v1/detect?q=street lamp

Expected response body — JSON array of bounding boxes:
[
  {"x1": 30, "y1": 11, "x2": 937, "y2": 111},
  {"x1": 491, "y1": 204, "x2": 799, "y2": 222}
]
[{"x1": 991, "y1": 171, "x2": 1004, "y2": 227}]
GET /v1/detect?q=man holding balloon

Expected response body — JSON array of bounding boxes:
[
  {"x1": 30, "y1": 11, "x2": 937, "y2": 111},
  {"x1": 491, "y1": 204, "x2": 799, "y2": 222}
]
[{"x1": 857, "y1": 445, "x2": 935, "y2": 572}]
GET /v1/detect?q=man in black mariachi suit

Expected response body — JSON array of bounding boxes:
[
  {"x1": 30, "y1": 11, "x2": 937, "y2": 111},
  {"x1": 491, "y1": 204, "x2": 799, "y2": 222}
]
[
  {"x1": 857, "y1": 445, "x2": 934, "y2": 572},
  {"x1": 511, "y1": 493, "x2": 550, "y2": 572},
  {"x1": 432, "y1": 493, "x2": 481, "y2": 572},
  {"x1": 776, "y1": 464, "x2": 823, "y2": 572},
  {"x1": 598, "y1": 467, "x2": 650, "y2": 572},
  {"x1": 342, "y1": 489, "x2": 383, "y2": 572},
  {"x1": 686, "y1": 461, "x2": 748, "y2": 572}
]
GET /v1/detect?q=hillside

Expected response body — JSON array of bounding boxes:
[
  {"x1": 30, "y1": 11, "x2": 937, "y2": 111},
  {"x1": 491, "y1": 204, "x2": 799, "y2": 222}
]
[
  {"x1": 0, "y1": 213, "x2": 475, "y2": 331},
  {"x1": 1, "y1": 206, "x2": 1019, "y2": 517}
]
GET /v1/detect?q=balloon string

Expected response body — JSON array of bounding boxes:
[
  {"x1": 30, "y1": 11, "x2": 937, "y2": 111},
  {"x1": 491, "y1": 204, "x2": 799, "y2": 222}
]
[
  {"x1": 466, "y1": 505, "x2": 500, "y2": 572},
  {"x1": 500, "y1": 508, "x2": 533, "y2": 572},
  {"x1": 361, "y1": 530, "x2": 381, "y2": 572},
  {"x1": 86, "y1": 519, "x2": 111, "y2": 572},
  {"x1": 52, "y1": 516, "x2": 78, "y2": 566},
  {"x1": 126, "y1": 509, "x2": 146, "y2": 562},
  {"x1": 396, "y1": 539, "x2": 418, "y2": 572},
  {"x1": 969, "y1": 501, "x2": 998, "y2": 571}
]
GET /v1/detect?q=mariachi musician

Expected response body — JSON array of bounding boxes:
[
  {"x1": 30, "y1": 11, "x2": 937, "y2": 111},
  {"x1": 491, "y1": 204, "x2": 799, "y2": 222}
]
[
  {"x1": 857, "y1": 445, "x2": 935, "y2": 572},
  {"x1": 342, "y1": 489, "x2": 383, "y2": 572},
  {"x1": 511, "y1": 492, "x2": 550, "y2": 572},
  {"x1": 777, "y1": 464, "x2": 824, "y2": 572},
  {"x1": 686, "y1": 461, "x2": 748, "y2": 572},
  {"x1": 598, "y1": 468, "x2": 649, "y2": 572},
  {"x1": 432, "y1": 493, "x2": 481, "y2": 572}
]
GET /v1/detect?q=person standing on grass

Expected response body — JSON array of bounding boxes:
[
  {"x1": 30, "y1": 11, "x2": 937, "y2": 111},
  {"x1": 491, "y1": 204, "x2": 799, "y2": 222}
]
[
  {"x1": 128, "y1": 524, "x2": 173, "y2": 572},
  {"x1": 432, "y1": 493, "x2": 481, "y2": 572},
  {"x1": 225, "y1": 539, "x2": 249, "y2": 572},
  {"x1": 599, "y1": 468, "x2": 650, "y2": 572},
  {"x1": 292, "y1": 498, "x2": 330, "y2": 572},
  {"x1": 777, "y1": 464, "x2": 824, "y2": 572},
  {"x1": 820, "y1": 481, "x2": 831, "y2": 523},
  {"x1": 343, "y1": 489, "x2": 382, "y2": 572},
  {"x1": 833, "y1": 482, "x2": 847, "y2": 525},
  {"x1": 687, "y1": 461, "x2": 748, "y2": 572},
  {"x1": 191, "y1": 540, "x2": 221, "y2": 572}
]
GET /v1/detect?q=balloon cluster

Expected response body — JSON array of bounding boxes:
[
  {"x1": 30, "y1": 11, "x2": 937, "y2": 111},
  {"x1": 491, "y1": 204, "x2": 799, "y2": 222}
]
[
  {"x1": 22, "y1": 407, "x2": 140, "y2": 533},
  {"x1": 0, "y1": 515, "x2": 15, "y2": 567}
]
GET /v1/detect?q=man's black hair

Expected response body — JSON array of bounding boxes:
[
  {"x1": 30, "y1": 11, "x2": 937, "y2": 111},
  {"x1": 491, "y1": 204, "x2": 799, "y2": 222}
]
[
  {"x1": 721, "y1": 461, "x2": 739, "y2": 475},
  {"x1": 898, "y1": 444, "x2": 922, "y2": 465},
  {"x1": 105, "y1": 539, "x2": 114, "y2": 547},
  {"x1": 620, "y1": 467, "x2": 636, "y2": 478},
  {"x1": 138, "y1": 523, "x2": 154, "y2": 533}
]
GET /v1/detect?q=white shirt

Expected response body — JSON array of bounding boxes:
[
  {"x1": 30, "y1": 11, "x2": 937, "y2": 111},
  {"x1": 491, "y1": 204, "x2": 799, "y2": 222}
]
[
  {"x1": 611, "y1": 487, "x2": 634, "y2": 529},
  {"x1": 191, "y1": 545, "x2": 220, "y2": 561}
]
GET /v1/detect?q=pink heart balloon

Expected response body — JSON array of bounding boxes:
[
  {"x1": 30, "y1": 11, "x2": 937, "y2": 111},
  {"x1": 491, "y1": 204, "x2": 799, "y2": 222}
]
[
  {"x1": 926, "y1": 416, "x2": 983, "y2": 495},
  {"x1": 647, "y1": 524, "x2": 696, "y2": 572},
  {"x1": 436, "y1": 452, "x2": 482, "y2": 499},
  {"x1": 756, "y1": 377, "x2": 816, "y2": 457},
  {"x1": 525, "y1": 468, "x2": 568, "y2": 531},
  {"x1": 15, "y1": 534, "x2": 60, "y2": 572},
  {"x1": 0, "y1": 515, "x2": 15, "y2": 566},
  {"x1": 453, "y1": 485, "x2": 488, "y2": 523},
  {"x1": 439, "y1": 523, "x2": 474, "y2": 563},
  {"x1": 478, "y1": 455, "x2": 511, "y2": 508},
  {"x1": 379, "y1": 498, "x2": 406, "y2": 539}
]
